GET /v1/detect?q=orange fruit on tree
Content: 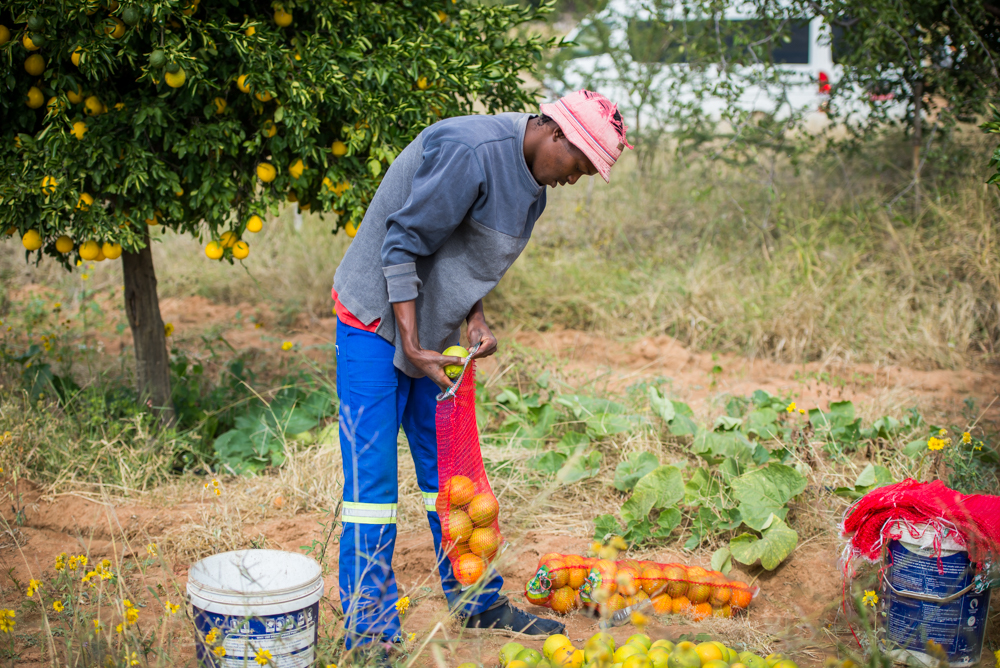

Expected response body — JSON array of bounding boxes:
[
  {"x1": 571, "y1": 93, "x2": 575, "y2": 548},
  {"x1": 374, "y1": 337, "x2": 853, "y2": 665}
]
[
  {"x1": 468, "y1": 527, "x2": 499, "y2": 559},
  {"x1": 24, "y1": 54, "x2": 45, "y2": 76},
  {"x1": 332, "y1": 140, "x2": 347, "y2": 156},
  {"x1": 102, "y1": 242, "x2": 122, "y2": 260},
  {"x1": 454, "y1": 553, "x2": 485, "y2": 586},
  {"x1": 232, "y1": 241, "x2": 249, "y2": 260},
  {"x1": 55, "y1": 236, "x2": 74, "y2": 254},
  {"x1": 220, "y1": 231, "x2": 238, "y2": 248},
  {"x1": 447, "y1": 509, "x2": 473, "y2": 543},
  {"x1": 444, "y1": 475, "x2": 475, "y2": 507},
  {"x1": 273, "y1": 7, "x2": 292, "y2": 26},
  {"x1": 663, "y1": 565, "x2": 688, "y2": 598},
  {"x1": 67, "y1": 85, "x2": 85, "y2": 104},
  {"x1": 204, "y1": 241, "x2": 224, "y2": 260},
  {"x1": 76, "y1": 193, "x2": 94, "y2": 210},
  {"x1": 0, "y1": 25, "x2": 9, "y2": 46},
  {"x1": 549, "y1": 586, "x2": 578, "y2": 615},
  {"x1": 640, "y1": 565, "x2": 665, "y2": 596},
  {"x1": 21, "y1": 230, "x2": 43, "y2": 251},
  {"x1": 26, "y1": 87, "x2": 44, "y2": 109},
  {"x1": 79, "y1": 240, "x2": 100, "y2": 260},
  {"x1": 256, "y1": 163, "x2": 276, "y2": 182},
  {"x1": 237, "y1": 74, "x2": 251, "y2": 93},
  {"x1": 23, "y1": 33, "x2": 40, "y2": 50},
  {"x1": 467, "y1": 492, "x2": 498, "y2": 526},
  {"x1": 671, "y1": 595, "x2": 692, "y2": 616},
  {"x1": 165, "y1": 68, "x2": 186, "y2": 88},
  {"x1": 651, "y1": 593, "x2": 672, "y2": 614},
  {"x1": 691, "y1": 602, "x2": 712, "y2": 620},
  {"x1": 246, "y1": 215, "x2": 263, "y2": 233}
]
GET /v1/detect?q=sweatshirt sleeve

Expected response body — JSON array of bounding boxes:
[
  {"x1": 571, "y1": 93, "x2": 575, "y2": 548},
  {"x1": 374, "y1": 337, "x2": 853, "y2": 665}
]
[{"x1": 381, "y1": 139, "x2": 484, "y2": 303}]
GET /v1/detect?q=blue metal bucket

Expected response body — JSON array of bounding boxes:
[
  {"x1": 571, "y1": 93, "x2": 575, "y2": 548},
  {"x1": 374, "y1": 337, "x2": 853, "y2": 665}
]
[{"x1": 878, "y1": 523, "x2": 990, "y2": 667}]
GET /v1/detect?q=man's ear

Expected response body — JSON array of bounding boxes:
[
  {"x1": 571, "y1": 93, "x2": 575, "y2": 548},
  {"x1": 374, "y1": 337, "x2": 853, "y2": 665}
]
[{"x1": 551, "y1": 124, "x2": 565, "y2": 141}]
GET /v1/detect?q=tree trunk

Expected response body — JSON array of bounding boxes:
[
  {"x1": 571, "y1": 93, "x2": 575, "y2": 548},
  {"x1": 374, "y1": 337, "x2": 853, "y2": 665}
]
[
  {"x1": 912, "y1": 78, "x2": 924, "y2": 220},
  {"x1": 122, "y1": 231, "x2": 175, "y2": 426}
]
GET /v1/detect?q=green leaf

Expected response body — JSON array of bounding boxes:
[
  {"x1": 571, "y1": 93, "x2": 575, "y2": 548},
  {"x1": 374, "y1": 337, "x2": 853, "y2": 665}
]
[
  {"x1": 729, "y1": 517, "x2": 799, "y2": 570},
  {"x1": 585, "y1": 413, "x2": 638, "y2": 437},
  {"x1": 711, "y1": 546, "x2": 733, "y2": 575},
  {"x1": 730, "y1": 464, "x2": 807, "y2": 531},
  {"x1": 669, "y1": 413, "x2": 699, "y2": 436},
  {"x1": 613, "y1": 451, "x2": 660, "y2": 491},
  {"x1": 714, "y1": 415, "x2": 743, "y2": 431},
  {"x1": 648, "y1": 386, "x2": 675, "y2": 422},
  {"x1": 747, "y1": 407, "x2": 780, "y2": 440},
  {"x1": 684, "y1": 468, "x2": 720, "y2": 507},
  {"x1": 556, "y1": 450, "x2": 602, "y2": 483},
  {"x1": 854, "y1": 463, "x2": 893, "y2": 489},
  {"x1": 594, "y1": 514, "x2": 621, "y2": 541},
  {"x1": 903, "y1": 439, "x2": 928, "y2": 457},
  {"x1": 528, "y1": 451, "x2": 566, "y2": 474},
  {"x1": 621, "y1": 465, "x2": 683, "y2": 523}
]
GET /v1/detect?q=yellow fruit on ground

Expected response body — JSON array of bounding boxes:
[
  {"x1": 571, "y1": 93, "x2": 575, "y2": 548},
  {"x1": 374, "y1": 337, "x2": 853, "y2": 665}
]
[
  {"x1": 667, "y1": 645, "x2": 702, "y2": 668},
  {"x1": 651, "y1": 593, "x2": 673, "y2": 614},
  {"x1": 627, "y1": 634, "x2": 652, "y2": 651},
  {"x1": 730, "y1": 582, "x2": 753, "y2": 609},
  {"x1": 205, "y1": 241, "x2": 224, "y2": 260},
  {"x1": 671, "y1": 596, "x2": 692, "y2": 616},
  {"x1": 256, "y1": 163, "x2": 277, "y2": 182},
  {"x1": 84, "y1": 96, "x2": 104, "y2": 116},
  {"x1": 41, "y1": 176, "x2": 58, "y2": 195},
  {"x1": 584, "y1": 641, "x2": 613, "y2": 664},
  {"x1": 26, "y1": 87, "x2": 44, "y2": 109},
  {"x1": 651, "y1": 641, "x2": 675, "y2": 652},
  {"x1": 79, "y1": 240, "x2": 100, "y2": 260},
  {"x1": 24, "y1": 54, "x2": 45, "y2": 76},
  {"x1": 508, "y1": 662, "x2": 529, "y2": 668},
  {"x1": 71, "y1": 47, "x2": 83, "y2": 66},
  {"x1": 549, "y1": 586, "x2": 578, "y2": 615},
  {"x1": 289, "y1": 159, "x2": 305, "y2": 179},
  {"x1": 23, "y1": 34, "x2": 40, "y2": 50},
  {"x1": 263, "y1": 119, "x2": 277, "y2": 137},
  {"x1": 76, "y1": 193, "x2": 94, "y2": 210},
  {"x1": 232, "y1": 241, "x2": 249, "y2": 259},
  {"x1": 695, "y1": 643, "x2": 724, "y2": 664},
  {"x1": 55, "y1": 236, "x2": 74, "y2": 254},
  {"x1": 273, "y1": 8, "x2": 292, "y2": 26},
  {"x1": 246, "y1": 215, "x2": 263, "y2": 233},
  {"x1": 102, "y1": 242, "x2": 122, "y2": 260},
  {"x1": 22, "y1": 230, "x2": 43, "y2": 251},
  {"x1": 614, "y1": 645, "x2": 641, "y2": 663},
  {"x1": 692, "y1": 602, "x2": 713, "y2": 620},
  {"x1": 165, "y1": 68, "x2": 186, "y2": 88},
  {"x1": 771, "y1": 660, "x2": 798, "y2": 668},
  {"x1": 765, "y1": 654, "x2": 786, "y2": 668},
  {"x1": 551, "y1": 646, "x2": 580, "y2": 668},
  {"x1": 0, "y1": 25, "x2": 9, "y2": 46},
  {"x1": 703, "y1": 661, "x2": 730, "y2": 668},
  {"x1": 543, "y1": 635, "x2": 573, "y2": 661},
  {"x1": 332, "y1": 140, "x2": 347, "y2": 156},
  {"x1": 623, "y1": 656, "x2": 653, "y2": 668},
  {"x1": 589, "y1": 633, "x2": 615, "y2": 653},
  {"x1": 648, "y1": 647, "x2": 671, "y2": 668}
]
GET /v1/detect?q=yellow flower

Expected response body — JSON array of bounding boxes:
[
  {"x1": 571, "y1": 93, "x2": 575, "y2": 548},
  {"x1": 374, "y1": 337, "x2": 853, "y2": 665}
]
[
  {"x1": 81, "y1": 273, "x2": 89, "y2": 280},
  {"x1": 395, "y1": 596, "x2": 410, "y2": 616},
  {"x1": 165, "y1": 601, "x2": 180, "y2": 615},
  {"x1": 164, "y1": 322, "x2": 175, "y2": 337},
  {"x1": 786, "y1": 402, "x2": 796, "y2": 413},
  {"x1": 798, "y1": 408, "x2": 806, "y2": 414},
  {"x1": 0, "y1": 609, "x2": 15, "y2": 633},
  {"x1": 927, "y1": 436, "x2": 947, "y2": 451},
  {"x1": 146, "y1": 543, "x2": 158, "y2": 556},
  {"x1": 281, "y1": 341, "x2": 293, "y2": 351},
  {"x1": 125, "y1": 607, "x2": 139, "y2": 625},
  {"x1": 127, "y1": 651, "x2": 140, "y2": 666},
  {"x1": 101, "y1": 558, "x2": 111, "y2": 569},
  {"x1": 993, "y1": 649, "x2": 999, "y2": 668},
  {"x1": 214, "y1": 488, "x2": 222, "y2": 496},
  {"x1": 255, "y1": 322, "x2": 263, "y2": 329},
  {"x1": 962, "y1": 432, "x2": 972, "y2": 444},
  {"x1": 26, "y1": 578, "x2": 41, "y2": 597},
  {"x1": 862, "y1": 590, "x2": 879, "y2": 607},
  {"x1": 214, "y1": 646, "x2": 227, "y2": 658},
  {"x1": 53, "y1": 302, "x2": 61, "y2": 309},
  {"x1": 255, "y1": 648, "x2": 273, "y2": 665},
  {"x1": 116, "y1": 623, "x2": 124, "y2": 634},
  {"x1": 407, "y1": 633, "x2": 416, "y2": 643},
  {"x1": 205, "y1": 627, "x2": 220, "y2": 644},
  {"x1": 79, "y1": 556, "x2": 88, "y2": 567},
  {"x1": 53, "y1": 600, "x2": 64, "y2": 612},
  {"x1": 938, "y1": 428, "x2": 947, "y2": 436},
  {"x1": 93, "y1": 618, "x2": 103, "y2": 632},
  {"x1": 213, "y1": 479, "x2": 219, "y2": 487}
]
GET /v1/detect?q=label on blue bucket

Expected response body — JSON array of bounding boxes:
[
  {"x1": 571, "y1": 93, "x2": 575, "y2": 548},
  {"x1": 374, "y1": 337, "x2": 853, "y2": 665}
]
[
  {"x1": 882, "y1": 539, "x2": 989, "y2": 666},
  {"x1": 193, "y1": 603, "x2": 318, "y2": 668}
]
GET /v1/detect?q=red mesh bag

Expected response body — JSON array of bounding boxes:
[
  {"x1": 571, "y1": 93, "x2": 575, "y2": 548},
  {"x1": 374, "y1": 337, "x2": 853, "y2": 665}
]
[
  {"x1": 524, "y1": 553, "x2": 759, "y2": 622},
  {"x1": 435, "y1": 361, "x2": 504, "y2": 587}
]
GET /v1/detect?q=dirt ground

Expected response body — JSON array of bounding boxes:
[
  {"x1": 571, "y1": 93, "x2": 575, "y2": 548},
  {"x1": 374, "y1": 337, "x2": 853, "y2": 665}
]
[{"x1": 2, "y1": 294, "x2": 998, "y2": 666}]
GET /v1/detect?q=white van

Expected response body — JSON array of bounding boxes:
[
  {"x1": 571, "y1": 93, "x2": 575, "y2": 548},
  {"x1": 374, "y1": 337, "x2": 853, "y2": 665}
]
[{"x1": 545, "y1": 0, "x2": 852, "y2": 127}]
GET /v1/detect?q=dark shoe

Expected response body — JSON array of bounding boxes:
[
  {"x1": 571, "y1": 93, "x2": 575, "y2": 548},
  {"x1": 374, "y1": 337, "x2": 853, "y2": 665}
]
[{"x1": 463, "y1": 600, "x2": 566, "y2": 637}]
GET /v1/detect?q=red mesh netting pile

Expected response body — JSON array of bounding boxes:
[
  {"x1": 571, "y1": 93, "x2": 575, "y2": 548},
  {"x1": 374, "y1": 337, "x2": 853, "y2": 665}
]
[
  {"x1": 841, "y1": 478, "x2": 1000, "y2": 569},
  {"x1": 435, "y1": 361, "x2": 504, "y2": 587}
]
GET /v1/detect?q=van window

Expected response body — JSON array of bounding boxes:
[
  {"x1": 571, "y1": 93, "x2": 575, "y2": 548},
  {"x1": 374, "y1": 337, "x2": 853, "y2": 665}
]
[{"x1": 627, "y1": 18, "x2": 811, "y2": 65}]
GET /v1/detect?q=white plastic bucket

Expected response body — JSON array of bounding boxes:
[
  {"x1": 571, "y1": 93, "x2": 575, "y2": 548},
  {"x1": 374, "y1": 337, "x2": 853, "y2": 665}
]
[
  {"x1": 187, "y1": 549, "x2": 324, "y2": 668},
  {"x1": 877, "y1": 523, "x2": 990, "y2": 667}
]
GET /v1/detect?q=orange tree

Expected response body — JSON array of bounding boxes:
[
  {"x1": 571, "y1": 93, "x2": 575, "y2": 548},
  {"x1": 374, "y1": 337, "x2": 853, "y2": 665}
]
[{"x1": 0, "y1": 0, "x2": 554, "y2": 423}]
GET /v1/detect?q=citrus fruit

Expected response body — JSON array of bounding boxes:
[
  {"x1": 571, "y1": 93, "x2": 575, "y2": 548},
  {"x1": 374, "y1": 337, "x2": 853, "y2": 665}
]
[
  {"x1": 686, "y1": 572, "x2": 712, "y2": 604},
  {"x1": 627, "y1": 634, "x2": 652, "y2": 651},
  {"x1": 709, "y1": 643, "x2": 732, "y2": 663},
  {"x1": 649, "y1": 647, "x2": 671, "y2": 668},
  {"x1": 26, "y1": 87, "x2": 44, "y2": 109},
  {"x1": 72, "y1": 46, "x2": 85, "y2": 66},
  {"x1": 332, "y1": 140, "x2": 348, "y2": 156},
  {"x1": 605, "y1": 592, "x2": 627, "y2": 613},
  {"x1": 663, "y1": 565, "x2": 688, "y2": 598},
  {"x1": 691, "y1": 602, "x2": 712, "y2": 619},
  {"x1": 500, "y1": 642, "x2": 526, "y2": 666},
  {"x1": 695, "y1": 643, "x2": 724, "y2": 664},
  {"x1": 549, "y1": 586, "x2": 578, "y2": 615},
  {"x1": 651, "y1": 593, "x2": 672, "y2": 614},
  {"x1": 544, "y1": 557, "x2": 569, "y2": 589},
  {"x1": 0, "y1": 25, "x2": 9, "y2": 46},
  {"x1": 624, "y1": 656, "x2": 652, "y2": 668},
  {"x1": 255, "y1": 90, "x2": 273, "y2": 102},
  {"x1": 237, "y1": 74, "x2": 251, "y2": 93},
  {"x1": 508, "y1": 662, "x2": 529, "y2": 668},
  {"x1": 543, "y1": 634, "x2": 573, "y2": 660},
  {"x1": 617, "y1": 565, "x2": 640, "y2": 596},
  {"x1": 738, "y1": 653, "x2": 767, "y2": 668},
  {"x1": 454, "y1": 553, "x2": 485, "y2": 585},
  {"x1": 165, "y1": 69, "x2": 186, "y2": 87},
  {"x1": 670, "y1": 596, "x2": 692, "y2": 616},
  {"x1": 245, "y1": 25, "x2": 256, "y2": 36},
  {"x1": 442, "y1": 344, "x2": 469, "y2": 378},
  {"x1": 67, "y1": 86, "x2": 85, "y2": 104},
  {"x1": 256, "y1": 163, "x2": 277, "y2": 182},
  {"x1": 516, "y1": 648, "x2": 544, "y2": 667},
  {"x1": 212, "y1": 97, "x2": 227, "y2": 115},
  {"x1": 708, "y1": 574, "x2": 731, "y2": 606},
  {"x1": 289, "y1": 159, "x2": 305, "y2": 179},
  {"x1": 344, "y1": 221, "x2": 358, "y2": 237},
  {"x1": 703, "y1": 661, "x2": 730, "y2": 668},
  {"x1": 55, "y1": 236, "x2": 74, "y2": 254},
  {"x1": 204, "y1": 241, "x2": 224, "y2": 260},
  {"x1": 764, "y1": 656, "x2": 786, "y2": 668},
  {"x1": 444, "y1": 475, "x2": 475, "y2": 506},
  {"x1": 469, "y1": 526, "x2": 499, "y2": 558},
  {"x1": 105, "y1": 17, "x2": 125, "y2": 38},
  {"x1": 102, "y1": 242, "x2": 122, "y2": 260},
  {"x1": 565, "y1": 555, "x2": 588, "y2": 589},
  {"x1": 21, "y1": 230, "x2": 43, "y2": 251},
  {"x1": 651, "y1": 641, "x2": 675, "y2": 652},
  {"x1": 614, "y1": 645, "x2": 641, "y2": 663},
  {"x1": 263, "y1": 119, "x2": 277, "y2": 137},
  {"x1": 274, "y1": 8, "x2": 292, "y2": 26},
  {"x1": 731, "y1": 664, "x2": 746, "y2": 668},
  {"x1": 667, "y1": 646, "x2": 702, "y2": 668},
  {"x1": 589, "y1": 632, "x2": 615, "y2": 652},
  {"x1": 447, "y1": 509, "x2": 473, "y2": 543},
  {"x1": 41, "y1": 176, "x2": 58, "y2": 195},
  {"x1": 76, "y1": 193, "x2": 94, "y2": 210},
  {"x1": 84, "y1": 95, "x2": 104, "y2": 116},
  {"x1": 712, "y1": 605, "x2": 732, "y2": 618},
  {"x1": 246, "y1": 215, "x2": 263, "y2": 233},
  {"x1": 730, "y1": 582, "x2": 752, "y2": 609},
  {"x1": 220, "y1": 231, "x2": 238, "y2": 248},
  {"x1": 417, "y1": 75, "x2": 429, "y2": 90},
  {"x1": 232, "y1": 241, "x2": 249, "y2": 259},
  {"x1": 23, "y1": 33, "x2": 40, "y2": 50},
  {"x1": 70, "y1": 121, "x2": 88, "y2": 140},
  {"x1": 640, "y1": 565, "x2": 665, "y2": 596},
  {"x1": 468, "y1": 492, "x2": 499, "y2": 527},
  {"x1": 79, "y1": 240, "x2": 100, "y2": 260},
  {"x1": 24, "y1": 54, "x2": 45, "y2": 76}
]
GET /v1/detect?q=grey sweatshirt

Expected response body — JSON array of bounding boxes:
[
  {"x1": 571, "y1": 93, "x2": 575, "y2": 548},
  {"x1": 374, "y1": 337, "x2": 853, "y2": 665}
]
[{"x1": 333, "y1": 112, "x2": 546, "y2": 378}]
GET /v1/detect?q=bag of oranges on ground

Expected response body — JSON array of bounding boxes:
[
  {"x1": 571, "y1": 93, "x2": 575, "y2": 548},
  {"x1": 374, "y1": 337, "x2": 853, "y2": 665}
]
[
  {"x1": 525, "y1": 553, "x2": 758, "y2": 619},
  {"x1": 435, "y1": 358, "x2": 503, "y2": 587}
]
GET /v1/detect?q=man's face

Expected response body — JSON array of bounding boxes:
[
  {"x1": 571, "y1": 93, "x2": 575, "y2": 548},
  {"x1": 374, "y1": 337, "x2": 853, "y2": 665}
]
[{"x1": 532, "y1": 123, "x2": 599, "y2": 188}]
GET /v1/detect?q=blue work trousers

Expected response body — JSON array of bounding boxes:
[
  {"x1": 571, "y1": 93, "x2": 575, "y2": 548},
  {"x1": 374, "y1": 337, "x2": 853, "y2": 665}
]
[{"x1": 335, "y1": 319, "x2": 502, "y2": 648}]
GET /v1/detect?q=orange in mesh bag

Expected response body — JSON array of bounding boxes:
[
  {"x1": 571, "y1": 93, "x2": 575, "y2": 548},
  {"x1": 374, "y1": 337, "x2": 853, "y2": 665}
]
[
  {"x1": 525, "y1": 554, "x2": 757, "y2": 621},
  {"x1": 435, "y1": 360, "x2": 503, "y2": 587}
]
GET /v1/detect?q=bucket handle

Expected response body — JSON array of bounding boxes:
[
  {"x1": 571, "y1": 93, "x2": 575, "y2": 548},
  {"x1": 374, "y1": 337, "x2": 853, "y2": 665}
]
[{"x1": 880, "y1": 571, "x2": 975, "y2": 603}]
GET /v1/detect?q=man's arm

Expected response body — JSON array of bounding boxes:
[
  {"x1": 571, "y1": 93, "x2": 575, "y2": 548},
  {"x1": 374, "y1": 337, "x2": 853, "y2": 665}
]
[{"x1": 392, "y1": 300, "x2": 463, "y2": 389}]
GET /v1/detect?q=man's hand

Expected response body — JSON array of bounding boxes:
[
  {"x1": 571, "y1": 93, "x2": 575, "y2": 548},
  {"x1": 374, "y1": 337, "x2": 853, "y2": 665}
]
[
  {"x1": 393, "y1": 299, "x2": 462, "y2": 389},
  {"x1": 466, "y1": 299, "x2": 497, "y2": 360}
]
